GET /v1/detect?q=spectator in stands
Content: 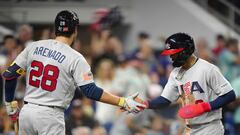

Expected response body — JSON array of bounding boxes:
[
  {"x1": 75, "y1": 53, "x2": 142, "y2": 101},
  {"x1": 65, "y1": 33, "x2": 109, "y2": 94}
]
[
  {"x1": 110, "y1": 53, "x2": 152, "y2": 135},
  {"x1": 0, "y1": 35, "x2": 17, "y2": 70},
  {"x1": 0, "y1": 105, "x2": 13, "y2": 134},
  {"x1": 71, "y1": 126, "x2": 91, "y2": 135},
  {"x1": 135, "y1": 32, "x2": 156, "y2": 70},
  {"x1": 230, "y1": 77, "x2": 240, "y2": 134},
  {"x1": 218, "y1": 38, "x2": 240, "y2": 134},
  {"x1": 93, "y1": 34, "x2": 122, "y2": 65},
  {"x1": 91, "y1": 30, "x2": 110, "y2": 58},
  {"x1": 137, "y1": 32, "x2": 150, "y2": 49},
  {"x1": 147, "y1": 116, "x2": 165, "y2": 135},
  {"x1": 65, "y1": 100, "x2": 97, "y2": 135},
  {"x1": 95, "y1": 59, "x2": 117, "y2": 132},
  {"x1": 40, "y1": 28, "x2": 51, "y2": 40},
  {"x1": 72, "y1": 39, "x2": 82, "y2": 53},
  {"x1": 212, "y1": 34, "x2": 226, "y2": 57},
  {"x1": 92, "y1": 126, "x2": 107, "y2": 135},
  {"x1": 219, "y1": 38, "x2": 240, "y2": 82},
  {"x1": 168, "y1": 118, "x2": 184, "y2": 135},
  {"x1": 17, "y1": 24, "x2": 33, "y2": 46},
  {"x1": 150, "y1": 56, "x2": 171, "y2": 88},
  {"x1": 112, "y1": 52, "x2": 150, "y2": 99},
  {"x1": 148, "y1": 72, "x2": 163, "y2": 99},
  {"x1": 195, "y1": 38, "x2": 214, "y2": 63},
  {"x1": 110, "y1": 111, "x2": 152, "y2": 135},
  {"x1": 105, "y1": 34, "x2": 123, "y2": 56},
  {"x1": 0, "y1": 35, "x2": 16, "y2": 56},
  {"x1": 133, "y1": 130, "x2": 147, "y2": 135},
  {"x1": 91, "y1": 33, "x2": 122, "y2": 74}
]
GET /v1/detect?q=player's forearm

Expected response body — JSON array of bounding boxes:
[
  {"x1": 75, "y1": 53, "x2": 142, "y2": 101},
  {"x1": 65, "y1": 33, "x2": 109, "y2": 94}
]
[
  {"x1": 4, "y1": 79, "x2": 17, "y2": 102},
  {"x1": 99, "y1": 91, "x2": 121, "y2": 106},
  {"x1": 79, "y1": 83, "x2": 121, "y2": 106},
  {"x1": 79, "y1": 83, "x2": 122, "y2": 107},
  {"x1": 2, "y1": 63, "x2": 24, "y2": 102},
  {"x1": 209, "y1": 90, "x2": 236, "y2": 110},
  {"x1": 147, "y1": 96, "x2": 171, "y2": 109}
]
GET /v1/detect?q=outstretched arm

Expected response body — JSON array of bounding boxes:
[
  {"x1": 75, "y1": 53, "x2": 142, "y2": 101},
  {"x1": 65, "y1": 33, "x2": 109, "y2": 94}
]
[
  {"x1": 146, "y1": 96, "x2": 171, "y2": 109},
  {"x1": 79, "y1": 83, "x2": 146, "y2": 113}
]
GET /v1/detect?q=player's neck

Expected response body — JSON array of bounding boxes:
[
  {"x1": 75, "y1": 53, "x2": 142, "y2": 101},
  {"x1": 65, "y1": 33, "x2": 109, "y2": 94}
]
[
  {"x1": 55, "y1": 36, "x2": 73, "y2": 46},
  {"x1": 182, "y1": 55, "x2": 198, "y2": 70}
]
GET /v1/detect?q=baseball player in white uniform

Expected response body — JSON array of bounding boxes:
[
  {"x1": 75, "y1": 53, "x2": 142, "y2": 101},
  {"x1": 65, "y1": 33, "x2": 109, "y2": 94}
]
[
  {"x1": 3, "y1": 10, "x2": 146, "y2": 135},
  {"x1": 140, "y1": 33, "x2": 236, "y2": 135}
]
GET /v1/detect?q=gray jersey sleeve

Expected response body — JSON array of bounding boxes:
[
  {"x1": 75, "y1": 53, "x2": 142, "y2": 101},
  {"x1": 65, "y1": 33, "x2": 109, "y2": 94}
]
[
  {"x1": 14, "y1": 43, "x2": 32, "y2": 70},
  {"x1": 161, "y1": 71, "x2": 180, "y2": 102},
  {"x1": 72, "y1": 57, "x2": 94, "y2": 86},
  {"x1": 208, "y1": 66, "x2": 233, "y2": 96}
]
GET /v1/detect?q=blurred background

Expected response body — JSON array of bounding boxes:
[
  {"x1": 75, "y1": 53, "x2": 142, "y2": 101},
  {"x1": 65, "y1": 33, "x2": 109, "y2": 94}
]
[{"x1": 0, "y1": 0, "x2": 240, "y2": 135}]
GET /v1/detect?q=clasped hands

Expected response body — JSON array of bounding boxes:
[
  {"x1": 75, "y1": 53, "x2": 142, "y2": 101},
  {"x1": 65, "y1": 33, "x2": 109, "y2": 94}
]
[{"x1": 118, "y1": 93, "x2": 148, "y2": 114}]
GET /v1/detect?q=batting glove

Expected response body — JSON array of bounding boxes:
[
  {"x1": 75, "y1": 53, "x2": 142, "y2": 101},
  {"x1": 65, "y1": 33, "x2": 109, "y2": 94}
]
[
  {"x1": 118, "y1": 93, "x2": 147, "y2": 114},
  {"x1": 178, "y1": 102, "x2": 211, "y2": 119},
  {"x1": 5, "y1": 101, "x2": 19, "y2": 122}
]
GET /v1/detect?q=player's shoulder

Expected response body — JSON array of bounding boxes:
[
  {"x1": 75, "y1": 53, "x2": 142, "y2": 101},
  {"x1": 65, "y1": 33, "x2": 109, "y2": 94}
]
[
  {"x1": 62, "y1": 46, "x2": 88, "y2": 64},
  {"x1": 198, "y1": 58, "x2": 218, "y2": 69},
  {"x1": 170, "y1": 58, "x2": 219, "y2": 75},
  {"x1": 68, "y1": 47, "x2": 85, "y2": 60},
  {"x1": 197, "y1": 58, "x2": 221, "y2": 74},
  {"x1": 27, "y1": 39, "x2": 52, "y2": 47},
  {"x1": 33, "y1": 39, "x2": 52, "y2": 44}
]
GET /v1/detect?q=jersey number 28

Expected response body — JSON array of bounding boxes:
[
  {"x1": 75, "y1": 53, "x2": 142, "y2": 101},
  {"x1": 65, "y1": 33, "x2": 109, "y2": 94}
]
[{"x1": 29, "y1": 60, "x2": 59, "y2": 92}]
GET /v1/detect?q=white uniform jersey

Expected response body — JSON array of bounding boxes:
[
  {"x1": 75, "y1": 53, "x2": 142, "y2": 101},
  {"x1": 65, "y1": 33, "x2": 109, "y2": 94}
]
[
  {"x1": 14, "y1": 39, "x2": 94, "y2": 109},
  {"x1": 161, "y1": 58, "x2": 233, "y2": 125}
]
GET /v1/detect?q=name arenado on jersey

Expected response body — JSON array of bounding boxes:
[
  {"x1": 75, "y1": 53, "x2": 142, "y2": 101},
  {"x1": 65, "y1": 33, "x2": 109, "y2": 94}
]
[{"x1": 33, "y1": 46, "x2": 66, "y2": 63}]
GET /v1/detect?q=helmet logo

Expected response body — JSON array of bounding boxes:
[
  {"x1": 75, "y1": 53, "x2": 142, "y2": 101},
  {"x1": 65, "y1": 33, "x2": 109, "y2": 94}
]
[
  {"x1": 170, "y1": 39, "x2": 176, "y2": 43},
  {"x1": 166, "y1": 43, "x2": 171, "y2": 49},
  {"x1": 60, "y1": 21, "x2": 65, "y2": 26}
]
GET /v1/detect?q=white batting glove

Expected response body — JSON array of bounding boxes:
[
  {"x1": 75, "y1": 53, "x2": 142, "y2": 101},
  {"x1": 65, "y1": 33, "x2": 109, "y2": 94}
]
[
  {"x1": 118, "y1": 93, "x2": 146, "y2": 114},
  {"x1": 5, "y1": 101, "x2": 19, "y2": 122}
]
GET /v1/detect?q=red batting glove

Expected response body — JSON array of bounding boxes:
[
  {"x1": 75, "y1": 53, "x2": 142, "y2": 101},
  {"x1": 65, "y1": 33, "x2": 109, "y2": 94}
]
[{"x1": 178, "y1": 102, "x2": 211, "y2": 119}]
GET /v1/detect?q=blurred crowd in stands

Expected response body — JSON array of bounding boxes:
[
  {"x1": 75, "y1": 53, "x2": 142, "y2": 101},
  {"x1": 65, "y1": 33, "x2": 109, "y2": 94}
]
[{"x1": 0, "y1": 23, "x2": 240, "y2": 135}]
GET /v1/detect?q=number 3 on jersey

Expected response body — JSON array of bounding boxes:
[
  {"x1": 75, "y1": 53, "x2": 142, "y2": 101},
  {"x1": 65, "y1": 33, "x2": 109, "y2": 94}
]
[{"x1": 29, "y1": 60, "x2": 59, "y2": 92}]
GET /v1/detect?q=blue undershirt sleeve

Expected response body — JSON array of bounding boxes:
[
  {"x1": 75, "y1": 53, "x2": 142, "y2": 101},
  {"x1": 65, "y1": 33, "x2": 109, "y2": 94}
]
[
  {"x1": 79, "y1": 83, "x2": 104, "y2": 101},
  {"x1": 3, "y1": 63, "x2": 24, "y2": 102},
  {"x1": 148, "y1": 96, "x2": 171, "y2": 109},
  {"x1": 4, "y1": 78, "x2": 17, "y2": 102},
  {"x1": 209, "y1": 90, "x2": 236, "y2": 110}
]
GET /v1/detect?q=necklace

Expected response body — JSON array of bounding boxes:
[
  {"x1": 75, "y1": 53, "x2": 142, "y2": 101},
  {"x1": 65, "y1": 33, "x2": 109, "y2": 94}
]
[{"x1": 176, "y1": 57, "x2": 199, "y2": 81}]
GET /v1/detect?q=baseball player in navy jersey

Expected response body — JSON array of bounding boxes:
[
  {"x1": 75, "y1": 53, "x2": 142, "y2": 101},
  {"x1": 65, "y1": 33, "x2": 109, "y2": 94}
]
[
  {"x1": 2, "y1": 10, "x2": 146, "y2": 135},
  {"x1": 140, "y1": 33, "x2": 236, "y2": 135}
]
